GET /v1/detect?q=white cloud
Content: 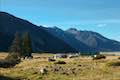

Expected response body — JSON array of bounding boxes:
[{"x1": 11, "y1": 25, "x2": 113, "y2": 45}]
[{"x1": 97, "y1": 23, "x2": 107, "y2": 27}]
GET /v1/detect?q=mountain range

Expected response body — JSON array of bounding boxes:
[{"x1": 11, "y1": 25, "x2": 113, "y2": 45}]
[
  {"x1": 0, "y1": 12, "x2": 120, "y2": 53},
  {"x1": 46, "y1": 27, "x2": 120, "y2": 52},
  {"x1": 0, "y1": 12, "x2": 76, "y2": 53}
]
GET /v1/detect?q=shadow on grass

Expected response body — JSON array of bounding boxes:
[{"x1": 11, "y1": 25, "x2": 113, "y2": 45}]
[{"x1": 0, "y1": 75, "x2": 15, "y2": 80}]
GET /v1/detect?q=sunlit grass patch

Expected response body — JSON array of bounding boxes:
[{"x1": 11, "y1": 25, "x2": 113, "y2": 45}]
[{"x1": 0, "y1": 53, "x2": 120, "y2": 80}]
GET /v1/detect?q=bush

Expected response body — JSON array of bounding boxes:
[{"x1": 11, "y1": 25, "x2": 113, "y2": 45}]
[
  {"x1": 93, "y1": 54, "x2": 106, "y2": 60},
  {"x1": 54, "y1": 61, "x2": 66, "y2": 64},
  {"x1": 60, "y1": 54, "x2": 68, "y2": 58},
  {"x1": 48, "y1": 58, "x2": 56, "y2": 62},
  {"x1": 106, "y1": 61, "x2": 120, "y2": 67},
  {"x1": 118, "y1": 57, "x2": 120, "y2": 59},
  {"x1": 0, "y1": 56, "x2": 21, "y2": 68}
]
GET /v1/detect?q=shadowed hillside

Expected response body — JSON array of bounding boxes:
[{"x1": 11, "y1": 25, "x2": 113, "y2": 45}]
[
  {"x1": 46, "y1": 27, "x2": 120, "y2": 52},
  {"x1": 0, "y1": 12, "x2": 76, "y2": 53},
  {"x1": 0, "y1": 12, "x2": 120, "y2": 53}
]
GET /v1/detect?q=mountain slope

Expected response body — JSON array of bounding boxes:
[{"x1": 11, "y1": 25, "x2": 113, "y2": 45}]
[
  {"x1": 66, "y1": 28, "x2": 120, "y2": 51},
  {"x1": 0, "y1": 12, "x2": 76, "y2": 53},
  {"x1": 0, "y1": 12, "x2": 120, "y2": 53},
  {"x1": 47, "y1": 27, "x2": 120, "y2": 52},
  {"x1": 46, "y1": 27, "x2": 95, "y2": 52}
]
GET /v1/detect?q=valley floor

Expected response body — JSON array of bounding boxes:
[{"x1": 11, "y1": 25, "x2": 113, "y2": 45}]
[{"x1": 0, "y1": 53, "x2": 120, "y2": 80}]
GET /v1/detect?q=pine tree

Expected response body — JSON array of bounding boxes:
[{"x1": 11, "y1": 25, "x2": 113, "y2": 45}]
[
  {"x1": 22, "y1": 32, "x2": 33, "y2": 59},
  {"x1": 6, "y1": 32, "x2": 21, "y2": 60},
  {"x1": 0, "y1": 32, "x2": 22, "y2": 68}
]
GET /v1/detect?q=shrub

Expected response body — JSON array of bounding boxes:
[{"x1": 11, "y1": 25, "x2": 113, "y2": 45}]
[
  {"x1": 106, "y1": 61, "x2": 120, "y2": 67},
  {"x1": 54, "y1": 61, "x2": 66, "y2": 64},
  {"x1": 93, "y1": 54, "x2": 106, "y2": 60},
  {"x1": 48, "y1": 58, "x2": 56, "y2": 62},
  {"x1": 61, "y1": 54, "x2": 68, "y2": 58},
  {"x1": 0, "y1": 56, "x2": 21, "y2": 68},
  {"x1": 118, "y1": 57, "x2": 120, "y2": 59}
]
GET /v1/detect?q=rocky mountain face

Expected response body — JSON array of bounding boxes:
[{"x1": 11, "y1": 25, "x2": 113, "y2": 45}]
[
  {"x1": 66, "y1": 28, "x2": 120, "y2": 51},
  {"x1": 46, "y1": 27, "x2": 95, "y2": 52},
  {"x1": 47, "y1": 27, "x2": 120, "y2": 52}
]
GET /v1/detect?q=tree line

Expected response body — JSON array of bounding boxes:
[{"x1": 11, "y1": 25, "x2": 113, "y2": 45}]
[{"x1": 0, "y1": 32, "x2": 33, "y2": 68}]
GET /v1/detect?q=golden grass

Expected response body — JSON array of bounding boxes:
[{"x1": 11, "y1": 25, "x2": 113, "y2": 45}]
[
  {"x1": 0, "y1": 52, "x2": 8, "y2": 60},
  {"x1": 0, "y1": 53, "x2": 120, "y2": 80}
]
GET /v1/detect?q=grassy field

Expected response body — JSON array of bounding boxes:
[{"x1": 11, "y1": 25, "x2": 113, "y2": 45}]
[{"x1": 0, "y1": 52, "x2": 120, "y2": 80}]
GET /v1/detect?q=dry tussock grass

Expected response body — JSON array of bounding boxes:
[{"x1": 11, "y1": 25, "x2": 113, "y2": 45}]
[
  {"x1": 0, "y1": 53, "x2": 120, "y2": 80},
  {"x1": 0, "y1": 52, "x2": 8, "y2": 60}
]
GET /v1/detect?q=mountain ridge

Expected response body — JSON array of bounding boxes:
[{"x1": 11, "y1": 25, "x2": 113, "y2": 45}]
[
  {"x1": 0, "y1": 11, "x2": 120, "y2": 52},
  {"x1": 0, "y1": 12, "x2": 76, "y2": 53},
  {"x1": 47, "y1": 27, "x2": 120, "y2": 52}
]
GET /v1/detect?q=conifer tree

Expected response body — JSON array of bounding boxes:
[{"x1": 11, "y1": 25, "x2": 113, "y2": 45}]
[
  {"x1": 0, "y1": 32, "x2": 22, "y2": 68},
  {"x1": 7, "y1": 32, "x2": 21, "y2": 59},
  {"x1": 22, "y1": 32, "x2": 32, "y2": 59}
]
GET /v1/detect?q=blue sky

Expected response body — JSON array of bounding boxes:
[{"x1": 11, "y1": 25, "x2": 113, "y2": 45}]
[{"x1": 0, "y1": 0, "x2": 120, "y2": 41}]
